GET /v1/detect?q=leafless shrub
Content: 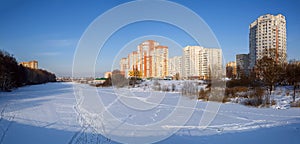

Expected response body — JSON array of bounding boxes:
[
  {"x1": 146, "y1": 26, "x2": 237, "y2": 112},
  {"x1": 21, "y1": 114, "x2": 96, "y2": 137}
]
[
  {"x1": 152, "y1": 80, "x2": 161, "y2": 91},
  {"x1": 291, "y1": 100, "x2": 300, "y2": 107},
  {"x1": 208, "y1": 88, "x2": 227, "y2": 102},
  {"x1": 181, "y1": 82, "x2": 198, "y2": 97},
  {"x1": 271, "y1": 99, "x2": 276, "y2": 106},
  {"x1": 244, "y1": 87, "x2": 265, "y2": 106},
  {"x1": 171, "y1": 83, "x2": 176, "y2": 92},
  {"x1": 198, "y1": 88, "x2": 209, "y2": 101},
  {"x1": 162, "y1": 85, "x2": 170, "y2": 92},
  {"x1": 111, "y1": 71, "x2": 128, "y2": 88},
  {"x1": 225, "y1": 86, "x2": 248, "y2": 98}
]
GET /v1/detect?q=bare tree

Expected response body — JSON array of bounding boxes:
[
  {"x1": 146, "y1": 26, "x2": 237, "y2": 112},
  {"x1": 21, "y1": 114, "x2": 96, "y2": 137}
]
[
  {"x1": 128, "y1": 66, "x2": 142, "y2": 88},
  {"x1": 285, "y1": 60, "x2": 300, "y2": 102},
  {"x1": 111, "y1": 69, "x2": 128, "y2": 88},
  {"x1": 256, "y1": 56, "x2": 284, "y2": 97}
]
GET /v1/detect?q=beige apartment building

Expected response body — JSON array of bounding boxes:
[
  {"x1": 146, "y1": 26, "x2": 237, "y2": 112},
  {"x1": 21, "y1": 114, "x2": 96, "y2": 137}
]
[
  {"x1": 226, "y1": 61, "x2": 237, "y2": 78},
  {"x1": 20, "y1": 60, "x2": 38, "y2": 69},
  {"x1": 249, "y1": 14, "x2": 287, "y2": 68},
  {"x1": 104, "y1": 72, "x2": 112, "y2": 78},
  {"x1": 119, "y1": 58, "x2": 128, "y2": 76}
]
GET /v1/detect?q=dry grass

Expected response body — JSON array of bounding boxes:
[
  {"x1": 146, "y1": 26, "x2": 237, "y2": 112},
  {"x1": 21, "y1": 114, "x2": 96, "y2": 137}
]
[{"x1": 291, "y1": 100, "x2": 300, "y2": 107}]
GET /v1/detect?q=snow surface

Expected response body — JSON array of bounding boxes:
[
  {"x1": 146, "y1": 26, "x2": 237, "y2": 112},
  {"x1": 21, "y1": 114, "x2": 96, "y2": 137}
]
[{"x1": 0, "y1": 82, "x2": 299, "y2": 144}]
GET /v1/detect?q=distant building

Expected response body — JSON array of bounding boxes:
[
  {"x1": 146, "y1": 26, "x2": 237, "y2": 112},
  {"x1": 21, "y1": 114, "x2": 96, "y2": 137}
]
[
  {"x1": 199, "y1": 48, "x2": 223, "y2": 79},
  {"x1": 226, "y1": 61, "x2": 237, "y2": 78},
  {"x1": 120, "y1": 58, "x2": 128, "y2": 76},
  {"x1": 249, "y1": 14, "x2": 287, "y2": 68},
  {"x1": 20, "y1": 60, "x2": 38, "y2": 69},
  {"x1": 182, "y1": 46, "x2": 222, "y2": 79},
  {"x1": 236, "y1": 54, "x2": 250, "y2": 78},
  {"x1": 120, "y1": 40, "x2": 168, "y2": 78},
  {"x1": 182, "y1": 46, "x2": 202, "y2": 78},
  {"x1": 151, "y1": 45, "x2": 168, "y2": 78},
  {"x1": 168, "y1": 56, "x2": 182, "y2": 77},
  {"x1": 104, "y1": 72, "x2": 112, "y2": 78}
]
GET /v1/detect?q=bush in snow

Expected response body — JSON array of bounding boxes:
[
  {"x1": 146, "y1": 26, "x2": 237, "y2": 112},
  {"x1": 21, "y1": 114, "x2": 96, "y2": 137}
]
[
  {"x1": 181, "y1": 81, "x2": 198, "y2": 97},
  {"x1": 171, "y1": 83, "x2": 176, "y2": 92},
  {"x1": 111, "y1": 70, "x2": 128, "y2": 88},
  {"x1": 152, "y1": 80, "x2": 161, "y2": 91},
  {"x1": 208, "y1": 88, "x2": 228, "y2": 103},
  {"x1": 225, "y1": 87, "x2": 248, "y2": 98},
  {"x1": 198, "y1": 88, "x2": 209, "y2": 101},
  {"x1": 271, "y1": 99, "x2": 277, "y2": 106},
  {"x1": 244, "y1": 87, "x2": 265, "y2": 106},
  {"x1": 162, "y1": 85, "x2": 170, "y2": 92},
  {"x1": 291, "y1": 100, "x2": 300, "y2": 107}
]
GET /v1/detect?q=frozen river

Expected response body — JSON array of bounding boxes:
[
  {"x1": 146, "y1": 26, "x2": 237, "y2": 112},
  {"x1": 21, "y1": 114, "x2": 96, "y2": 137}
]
[{"x1": 0, "y1": 82, "x2": 299, "y2": 144}]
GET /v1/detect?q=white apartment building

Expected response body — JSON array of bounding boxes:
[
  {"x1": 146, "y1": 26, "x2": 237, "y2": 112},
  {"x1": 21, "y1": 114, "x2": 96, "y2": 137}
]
[
  {"x1": 249, "y1": 14, "x2": 287, "y2": 68},
  {"x1": 168, "y1": 56, "x2": 182, "y2": 76},
  {"x1": 182, "y1": 46, "x2": 202, "y2": 78},
  {"x1": 127, "y1": 51, "x2": 139, "y2": 72},
  {"x1": 182, "y1": 46, "x2": 222, "y2": 79},
  {"x1": 119, "y1": 58, "x2": 128, "y2": 76},
  {"x1": 199, "y1": 48, "x2": 223, "y2": 79}
]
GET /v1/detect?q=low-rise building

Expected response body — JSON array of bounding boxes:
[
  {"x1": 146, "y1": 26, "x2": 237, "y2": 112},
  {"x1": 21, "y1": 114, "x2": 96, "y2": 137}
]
[
  {"x1": 226, "y1": 61, "x2": 237, "y2": 78},
  {"x1": 20, "y1": 60, "x2": 38, "y2": 69}
]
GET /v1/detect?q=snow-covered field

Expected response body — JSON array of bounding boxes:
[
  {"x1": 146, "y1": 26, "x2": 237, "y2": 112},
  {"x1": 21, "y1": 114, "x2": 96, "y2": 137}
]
[{"x1": 0, "y1": 82, "x2": 299, "y2": 144}]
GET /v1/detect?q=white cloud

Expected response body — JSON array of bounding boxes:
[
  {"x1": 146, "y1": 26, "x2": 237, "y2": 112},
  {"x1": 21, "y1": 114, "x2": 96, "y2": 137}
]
[
  {"x1": 45, "y1": 39, "x2": 76, "y2": 48},
  {"x1": 37, "y1": 52, "x2": 61, "y2": 56}
]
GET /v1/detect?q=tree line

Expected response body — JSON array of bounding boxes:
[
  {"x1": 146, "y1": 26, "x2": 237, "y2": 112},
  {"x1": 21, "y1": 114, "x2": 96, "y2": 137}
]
[
  {"x1": 228, "y1": 56, "x2": 300, "y2": 102},
  {"x1": 0, "y1": 50, "x2": 56, "y2": 92}
]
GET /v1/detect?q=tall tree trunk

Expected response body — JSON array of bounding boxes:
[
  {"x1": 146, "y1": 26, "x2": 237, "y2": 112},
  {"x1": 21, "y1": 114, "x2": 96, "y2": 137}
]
[{"x1": 269, "y1": 85, "x2": 272, "y2": 95}]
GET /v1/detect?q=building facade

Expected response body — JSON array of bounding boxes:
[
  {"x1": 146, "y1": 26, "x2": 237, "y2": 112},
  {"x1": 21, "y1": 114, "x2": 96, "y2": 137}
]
[
  {"x1": 182, "y1": 46, "x2": 202, "y2": 78},
  {"x1": 182, "y1": 46, "x2": 222, "y2": 79},
  {"x1": 104, "y1": 72, "x2": 112, "y2": 78},
  {"x1": 120, "y1": 40, "x2": 168, "y2": 78},
  {"x1": 168, "y1": 56, "x2": 182, "y2": 77},
  {"x1": 236, "y1": 54, "x2": 250, "y2": 78},
  {"x1": 20, "y1": 60, "x2": 38, "y2": 69},
  {"x1": 249, "y1": 14, "x2": 287, "y2": 68},
  {"x1": 199, "y1": 48, "x2": 223, "y2": 79},
  {"x1": 119, "y1": 58, "x2": 128, "y2": 76},
  {"x1": 226, "y1": 61, "x2": 237, "y2": 78}
]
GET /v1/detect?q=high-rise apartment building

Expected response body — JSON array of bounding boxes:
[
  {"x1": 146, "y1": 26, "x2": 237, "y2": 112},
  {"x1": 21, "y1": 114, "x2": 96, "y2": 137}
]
[
  {"x1": 249, "y1": 14, "x2": 287, "y2": 68},
  {"x1": 182, "y1": 46, "x2": 222, "y2": 79},
  {"x1": 182, "y1": 46, "x2": 202, "y2": 78},
  {"x1": 199, "y1": 48, "x2": 223, "y2": 79},
  {"x1": 169, "y1": 56, "x2": 182, "y2": 77},
  {"x1": 120, "y1": 40, "x2": 168, "y2": 78},
  {"x1": 120, "y1": 58, "x2": 128, "y2": 76},
  {"x1": 128, "y1": 51, "x2": 139, "y2": 71},
  {"x1": 152, "y1": 45, "x2": 168, "y2": 77}
]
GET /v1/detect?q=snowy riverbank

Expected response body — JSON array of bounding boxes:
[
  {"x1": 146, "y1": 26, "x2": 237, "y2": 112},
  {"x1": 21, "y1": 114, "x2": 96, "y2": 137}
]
[{"x1": 0, "y1": 82, "x2": 299, "y2": 144}]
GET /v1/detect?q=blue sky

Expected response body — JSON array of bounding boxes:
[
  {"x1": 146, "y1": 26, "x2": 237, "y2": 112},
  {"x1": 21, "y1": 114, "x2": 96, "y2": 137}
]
[{"x1": 0, "y1": 0, "x2": 299, "y2": 77}]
